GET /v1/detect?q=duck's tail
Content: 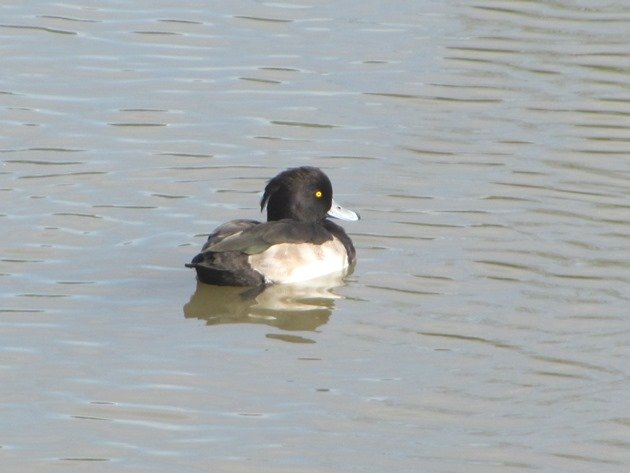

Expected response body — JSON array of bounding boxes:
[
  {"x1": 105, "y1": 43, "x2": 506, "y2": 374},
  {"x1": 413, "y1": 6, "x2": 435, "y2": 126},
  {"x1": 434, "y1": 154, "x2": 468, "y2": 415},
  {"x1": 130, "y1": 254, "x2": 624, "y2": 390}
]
[{"x1": 185, "y1": 252, "x2": 204, "y2": 268}]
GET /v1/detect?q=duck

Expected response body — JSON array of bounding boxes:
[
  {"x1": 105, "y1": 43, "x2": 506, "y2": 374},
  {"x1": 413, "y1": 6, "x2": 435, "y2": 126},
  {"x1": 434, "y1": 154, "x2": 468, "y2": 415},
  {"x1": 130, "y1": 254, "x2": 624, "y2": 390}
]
[{"x1": 186, "y1": 166, "x2": 359, "y2": 286}]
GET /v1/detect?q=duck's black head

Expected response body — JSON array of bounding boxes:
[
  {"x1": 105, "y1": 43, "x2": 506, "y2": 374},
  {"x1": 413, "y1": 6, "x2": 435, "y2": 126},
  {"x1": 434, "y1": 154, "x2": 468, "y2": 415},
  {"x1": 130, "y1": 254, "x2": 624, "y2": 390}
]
[{"x1": 260, "y1": 166, "x2": 359, "y2": 223}]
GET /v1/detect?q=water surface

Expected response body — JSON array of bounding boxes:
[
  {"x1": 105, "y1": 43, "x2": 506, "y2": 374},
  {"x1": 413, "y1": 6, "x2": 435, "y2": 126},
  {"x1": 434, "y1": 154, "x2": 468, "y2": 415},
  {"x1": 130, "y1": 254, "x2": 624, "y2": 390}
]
[{"x1": 1, "y1": 1, "x2": 629, "y2": 472}]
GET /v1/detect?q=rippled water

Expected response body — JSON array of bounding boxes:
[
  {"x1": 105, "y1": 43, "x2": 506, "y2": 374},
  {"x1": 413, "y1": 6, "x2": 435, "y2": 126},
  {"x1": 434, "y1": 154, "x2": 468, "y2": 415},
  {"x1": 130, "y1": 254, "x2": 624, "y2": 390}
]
[{"x1": 2, "y1": 1, "x2": 629, "y2": 472}]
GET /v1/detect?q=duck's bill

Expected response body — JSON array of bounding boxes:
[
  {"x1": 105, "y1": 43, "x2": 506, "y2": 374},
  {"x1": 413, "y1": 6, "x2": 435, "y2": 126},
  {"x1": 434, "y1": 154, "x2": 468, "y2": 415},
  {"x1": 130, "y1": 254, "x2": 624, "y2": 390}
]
[{"x1": 327, "y1": 199, "x2": 360, "y2": 221}]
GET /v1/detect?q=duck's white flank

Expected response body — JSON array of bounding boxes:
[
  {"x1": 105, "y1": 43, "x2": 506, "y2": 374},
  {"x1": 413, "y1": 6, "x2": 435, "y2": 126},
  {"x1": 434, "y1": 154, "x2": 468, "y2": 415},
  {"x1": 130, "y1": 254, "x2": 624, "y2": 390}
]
[{"x1": 248, "y1": 237, "x2": 349, "y2": 284}]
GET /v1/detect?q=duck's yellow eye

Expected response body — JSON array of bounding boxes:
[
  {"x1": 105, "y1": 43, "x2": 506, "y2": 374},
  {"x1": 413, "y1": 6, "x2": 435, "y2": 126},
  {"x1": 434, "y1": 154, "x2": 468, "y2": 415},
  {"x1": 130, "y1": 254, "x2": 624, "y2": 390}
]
[{"x1": 315, "y1": 190, "x2": 323, "y2": 198}]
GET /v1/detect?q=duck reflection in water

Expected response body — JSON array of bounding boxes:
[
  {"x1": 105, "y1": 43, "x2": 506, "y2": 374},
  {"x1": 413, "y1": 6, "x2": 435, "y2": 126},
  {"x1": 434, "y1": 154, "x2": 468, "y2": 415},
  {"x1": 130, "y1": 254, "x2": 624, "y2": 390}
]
[{"x1": 183, "y1": 273, "x2": 348, "y2": 335}]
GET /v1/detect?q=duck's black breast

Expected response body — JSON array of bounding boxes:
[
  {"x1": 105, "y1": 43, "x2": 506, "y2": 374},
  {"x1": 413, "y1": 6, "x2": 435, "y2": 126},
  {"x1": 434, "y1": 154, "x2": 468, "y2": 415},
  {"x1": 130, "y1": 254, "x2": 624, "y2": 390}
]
[{"x1": 323, "y1": 219, "x2": 356, "y2": 266}]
